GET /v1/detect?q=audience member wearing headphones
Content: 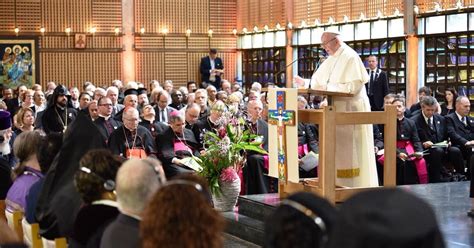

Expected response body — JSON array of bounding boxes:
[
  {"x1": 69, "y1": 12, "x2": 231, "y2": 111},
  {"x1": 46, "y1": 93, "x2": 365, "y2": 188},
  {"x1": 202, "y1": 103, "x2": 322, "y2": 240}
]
[
  {"x1": 70, "y1": 149, "x2": 122, "y2": 248},
  {"x1": 100, "y1": 158, "x2": 166, "y2": 248},
  {"x1": 264, "y1": 192, "x2": 338, "y2": 248}
]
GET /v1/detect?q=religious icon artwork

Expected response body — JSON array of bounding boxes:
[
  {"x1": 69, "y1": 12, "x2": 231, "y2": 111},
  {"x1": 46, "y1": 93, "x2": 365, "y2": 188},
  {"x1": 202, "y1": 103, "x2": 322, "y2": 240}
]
[
  {"x1": 75, "y1": 34, "x2": 86, "y2": 49},
  {"x1": 0, "y1": 39, "x2": 36, "y2": 89},
  {"x1": 268, "y1": 91, "x2": 295, "y2": 182}
]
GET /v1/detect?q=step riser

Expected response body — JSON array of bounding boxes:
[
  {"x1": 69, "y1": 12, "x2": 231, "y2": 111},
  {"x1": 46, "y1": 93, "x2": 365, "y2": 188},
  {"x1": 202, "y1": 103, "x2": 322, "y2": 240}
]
[{"x1": 238, "y1": 198, "x2": 276, "y2": 222}]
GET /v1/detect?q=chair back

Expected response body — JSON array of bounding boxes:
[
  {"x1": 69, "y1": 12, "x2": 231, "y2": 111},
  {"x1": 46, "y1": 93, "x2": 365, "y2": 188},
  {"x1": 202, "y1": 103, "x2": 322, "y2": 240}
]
[
  {"x1": 42, "y1": 237, "x2": 67, "y2": 248},
  {"x1": 22, "y1": 218, "x2": 43, "y2": 248},
  {"x1": 0, "y1": 200, "x2": 6, "y2": 222},
  {"x1": 5, "y1": 209, "x2": 23, "y2": 239}
]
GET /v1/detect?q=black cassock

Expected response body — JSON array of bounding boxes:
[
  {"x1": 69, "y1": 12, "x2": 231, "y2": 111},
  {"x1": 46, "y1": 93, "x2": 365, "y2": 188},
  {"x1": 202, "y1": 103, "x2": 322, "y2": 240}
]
[
  {"x1": 42, "y1": 106, "x2": 78, "y2": 134},
  {"x1": 396, "y1": 117, "x2": 423, "y2": 185},
  {"x1": 108, "y1": 125, "x2": 157, "y2": 158}
]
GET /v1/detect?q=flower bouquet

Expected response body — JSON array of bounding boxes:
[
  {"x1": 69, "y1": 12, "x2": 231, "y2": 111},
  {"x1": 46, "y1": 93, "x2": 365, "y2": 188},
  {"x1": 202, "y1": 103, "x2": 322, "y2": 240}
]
[{"x1": 194, "y1": 109, "x2": 267, "y2": 210}]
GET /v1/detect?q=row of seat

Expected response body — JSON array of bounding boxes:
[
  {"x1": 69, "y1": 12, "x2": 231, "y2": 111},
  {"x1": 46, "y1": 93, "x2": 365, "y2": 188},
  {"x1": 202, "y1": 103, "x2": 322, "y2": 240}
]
[{"x1": 0, "y1": 200, "x2": 67, "y2": 248}]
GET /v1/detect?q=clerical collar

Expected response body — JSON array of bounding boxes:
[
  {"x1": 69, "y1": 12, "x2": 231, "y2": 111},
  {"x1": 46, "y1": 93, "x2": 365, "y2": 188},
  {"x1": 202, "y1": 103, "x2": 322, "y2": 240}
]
[
  {"x1": 397, "y1": 116, "x2": 405, "y2": 121},
  {"x1": 98, "y1": 114, "x2": 111, "y2": 121}
]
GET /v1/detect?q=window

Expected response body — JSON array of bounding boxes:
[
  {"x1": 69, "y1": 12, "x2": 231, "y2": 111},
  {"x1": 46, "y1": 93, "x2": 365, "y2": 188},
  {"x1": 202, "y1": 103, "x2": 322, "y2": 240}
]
[
  {"x1": 297, "y1": 38, "x2": 406, "y2": 93},
  {"x1": 242, "y1": 48, "x2": 287, "y2": 89}
]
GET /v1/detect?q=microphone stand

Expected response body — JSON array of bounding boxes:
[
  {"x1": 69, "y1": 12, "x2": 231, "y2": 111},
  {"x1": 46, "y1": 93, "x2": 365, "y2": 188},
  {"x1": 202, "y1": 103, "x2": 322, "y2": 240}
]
[{"x1": 274, "y1": 57, "x2": 300, "y2": 87}]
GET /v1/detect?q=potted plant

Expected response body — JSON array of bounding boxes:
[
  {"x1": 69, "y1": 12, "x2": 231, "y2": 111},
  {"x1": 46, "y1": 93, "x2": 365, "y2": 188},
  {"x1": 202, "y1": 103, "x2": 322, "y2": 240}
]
[{"x1": 195, "y1": 108, "x2": 267, "y2": 211}]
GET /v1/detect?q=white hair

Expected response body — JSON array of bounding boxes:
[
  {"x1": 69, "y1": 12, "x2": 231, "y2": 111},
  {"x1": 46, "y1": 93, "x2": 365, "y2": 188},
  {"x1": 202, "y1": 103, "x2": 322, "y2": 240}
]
[
  {"x1": 126, "y1": 81, "x2": 138, "y2": 90},
  {"x1": 116, "y1": 158, "x2": 163, "y2": 215}
]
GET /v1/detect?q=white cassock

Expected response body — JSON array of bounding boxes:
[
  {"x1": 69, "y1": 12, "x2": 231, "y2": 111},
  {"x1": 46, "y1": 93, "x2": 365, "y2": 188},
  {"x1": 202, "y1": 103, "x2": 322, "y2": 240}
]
[{"x1": 309, "y1": 43, "x2": 378, "y2": 187}]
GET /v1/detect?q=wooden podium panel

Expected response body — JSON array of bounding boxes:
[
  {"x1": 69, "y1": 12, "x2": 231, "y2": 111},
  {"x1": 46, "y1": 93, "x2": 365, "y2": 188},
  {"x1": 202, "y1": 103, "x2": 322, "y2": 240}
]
[{"x1": 268, "y1": 88, "x2": 397, "y2": 203}]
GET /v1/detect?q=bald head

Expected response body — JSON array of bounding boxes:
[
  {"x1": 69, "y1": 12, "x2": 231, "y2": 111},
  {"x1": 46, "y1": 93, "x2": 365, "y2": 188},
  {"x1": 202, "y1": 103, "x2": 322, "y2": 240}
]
[{"x1": 116, "y1": 158, "x2": 164, "y2": 216}]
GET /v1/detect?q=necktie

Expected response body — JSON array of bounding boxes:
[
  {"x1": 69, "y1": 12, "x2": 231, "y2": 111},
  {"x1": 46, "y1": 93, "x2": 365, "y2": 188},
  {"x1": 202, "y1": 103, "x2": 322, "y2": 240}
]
[
  {"x1": 428, "y1": 118, "x2": 435, "y2": 131},
  {"x1": 369, "y1": 71, "x2": 375, "y2": 94},
  {"x1": 464, "y1": 117, "x2": 468, "y2": 126},
  {"x1": 161, "y1": 109, "x2": 166, "y2": 122}
]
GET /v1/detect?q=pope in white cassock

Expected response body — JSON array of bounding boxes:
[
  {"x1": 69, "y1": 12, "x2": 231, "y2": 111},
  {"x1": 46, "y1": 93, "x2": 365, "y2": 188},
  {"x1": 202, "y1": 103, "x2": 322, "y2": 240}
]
[{"x1": 295, "y1": 30, "x2": 378, "y2": 187}]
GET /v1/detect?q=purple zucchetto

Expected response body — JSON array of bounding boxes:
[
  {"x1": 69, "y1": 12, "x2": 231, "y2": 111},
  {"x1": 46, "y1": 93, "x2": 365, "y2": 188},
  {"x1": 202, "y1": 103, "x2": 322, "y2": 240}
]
[{"x1": 0, "y1": 111, "x2": 11, "y2": 130}]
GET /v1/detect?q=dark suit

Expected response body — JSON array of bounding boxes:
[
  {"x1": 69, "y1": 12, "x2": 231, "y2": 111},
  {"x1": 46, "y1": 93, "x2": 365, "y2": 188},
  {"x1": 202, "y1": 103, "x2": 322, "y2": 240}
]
[
  {"x1": 200, "y1": 56, "x2": 224, "y2": 90},
  {"x1": 446, "y1": 113, "x2": 474, "y2": 182},
  {"x1": 366, "y1": 69, "x2": 389, "y2": 111},
  {"x1": 154, "y1": 106, "x2": 177, "y2": 123},
  {"x1": 94, "y1": 116, "x2": 122, "y2": 143},
  {"x1": 396, "y1": 117, "x2": 424, "y2": 184},
  {"x1": 411, "y1": 113, "x2": 464, "y2": 182},
  {"x1": 100, "y1": 213, "x2": 140, "y2": 248},
  {"x1": 111, "y1": 104, "x2": 124, "y2": 117},
  {"x1": 156, "y1": 127, "x2": 201, "y2": 179},
  {"x1": 6, "y1": 97, "x2": 20, "y2": 117},
  {"x1": 297, "y1": 122, "x2": 319, "y2": 178}
]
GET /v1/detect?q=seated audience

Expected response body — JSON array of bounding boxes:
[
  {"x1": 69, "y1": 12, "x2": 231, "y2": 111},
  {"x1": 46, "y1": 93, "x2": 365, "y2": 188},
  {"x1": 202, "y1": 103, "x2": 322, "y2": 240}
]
[
  {"x1": 184, "y1": 103, "x2": 201, "y2": 130},
  {"x1": 25, "y1": 132, "x2": 63, "y2": 223},
  {"x1": 140, "y1": 174, "x2": 224, "y2": 248},
  {"x1": 6, "y1": 130, "x2": 43, "y2": 212},
  {"x1": 440, "y1": 87, "x2": 457, "y2": 116},
  {"x1": 265, "y1": 192, "x2": 337, "y2": 248},
  {"x1": 169, "y1": 89, "x2": 185, "y2": 110},
  {"x1": 193, "y1": 101, "x2": 226, "y2": 150},
  {"x1": 382, "y1": 97, "x2": 427, "y2": 185},
  {"x1": 100, "y1": 158, "x2": 165, "y2": 248},
  {"x1": 94, "y1": 96, "x2": 122, "y2": 143},
  {"x1": 242, "y1": 100, "x2": 270, "y2": 194},
  {"x1": 108, "y1": 107, "x2": 156, "y2": 159},
  {"x1": 154, "y1": 90, "x2": 176, "y2": 123},
  {"x1": 70, "y1": 149, "x2": 122, "y2": 247},
  {"x1": 446, "y1": 96, "x2": 474, "y2": 176},
  {"x1": 14, "y1": 107, "x2": 35, "y2": 135},
  {"x1": 296, "y1": 96, "x2": 319, "y2": 178},
  {"x1": 195, "y1": 89, "x2": 209, "y2": 119},
  {"x1": 157, "y1": 111, "x2": 201, "y2": 179},
  {"x1": 411, "y1": 96, "x2": 464, "y2": 182},
  {"x1": 328, "y1": 188, "x2": 445, "y2": 248},
  {"x1": 139, "y1": 104, "x2": 167, "y2": 139}
]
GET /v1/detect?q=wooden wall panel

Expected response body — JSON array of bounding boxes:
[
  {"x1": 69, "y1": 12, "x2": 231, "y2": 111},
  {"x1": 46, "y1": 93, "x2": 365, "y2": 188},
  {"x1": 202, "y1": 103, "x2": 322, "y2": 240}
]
[
  {"x1": 40, "y1": 53, "x2": 69, "y2": 85},
  {"x1": 165, "y1": 52, "x2": 188, "y2": 85},
  {"x1": 350, "y1": 0, "x2": 366, "y2": 20},
  {"x1": 164, "y1": 37, "x2": 187, "y2": 49},
  {"x1": 187, "y1": 52, "x2": 208, "y2": 83},
  {"x1": 135, "y1": 0, "x2": 164, "y2": 33},
  {"x1": 92, "y1": 0, "x2": 122, "y2": 32},
  {"x1": 221, "y1": 52, "x2": 237, "y2": 83},
  {"x1": 0, "y1": 0, "x2": 16, "y2": 32},
  {"x1": 187, "y1": 0, "x2": 209, "y2": 33},
  {"x1": 163, "y1": 0, "x2": 187, "y2": 33},
  {"x1": 210, "y1": 0, "x2": 237, "y2": 34},
  {"x1": 40, "y1": 52, "x2": 122, "y2": 88},
  {"x1": 321, "y1": 0, "x2": 337, "y2": 22},
  {"x1": 136, "y1": 52, "x2": 165, "y2": 84},
  {"x1": 70, "y1": 0, "x2": 92, "y2": 33},
  {"x1": 17, "y1": 0, "x2": 41, "y2": 32},
  {"x1": 188, "y1": 37, "x2": 211, "y2": 50},
  {"x1": 210, "y1": 37, "x2": 238, "y2": 50},
  {"x1": 135, "y1": 37, "x2": 165, "y2": 49}
]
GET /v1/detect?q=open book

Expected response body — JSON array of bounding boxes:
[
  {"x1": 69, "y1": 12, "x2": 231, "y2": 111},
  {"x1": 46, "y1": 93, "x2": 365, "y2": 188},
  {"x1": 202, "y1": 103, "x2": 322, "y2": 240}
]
[
  {"x1": 181, "y1": 157, "x2": 203, "y2": 172},
  {"x1": 300, "y1": 151, "x2": 319, "y2": 172},
  {"x1": 432, "y1": 141, "x2": 448, "y2": 148}
]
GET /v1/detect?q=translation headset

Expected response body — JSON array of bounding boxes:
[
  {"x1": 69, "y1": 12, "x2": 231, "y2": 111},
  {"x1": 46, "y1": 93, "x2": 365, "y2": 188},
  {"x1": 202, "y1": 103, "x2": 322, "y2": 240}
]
[
  {"x1": 79, "y1": 166, "x2": 116, "y2": 191},
  {"x1": 280, "y1": 199, "x2": 328, "y2": 246}
]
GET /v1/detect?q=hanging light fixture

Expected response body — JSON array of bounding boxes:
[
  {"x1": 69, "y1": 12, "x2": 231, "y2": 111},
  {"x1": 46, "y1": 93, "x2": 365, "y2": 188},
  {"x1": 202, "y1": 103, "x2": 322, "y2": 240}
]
[
  {"x1": 65, "y1": 27, "x2": 72, "y2": 35},
  {"x1": 114, "y1": 27, "x2": 121, "y2": 35},
  {"x1": 208, "y1": 29, "x2": 213, "y2": 37},
  {"x1": 185, "y1": 29, "x2": 191, "y2": 37},
  {"x1": 162, "y1": 27, "x2": 169, "y2": 35},
  {"x1": 413, "y1": 5, "x2": 420, "y2": 15},
  {"x1": 343, "y1": 15, "x2": 349, "y2": 23},
  {"x1": 287, "y1": 22, "x2": 293, "y2": 30},
  {"x1": 232, "y1": 29, "x2": 237, "y2": 36},
  {"x1": 376, "y1": 10, "x2": 383, "y2": 18},
  {"x1": 140, "y1": 27, "x2": 145, "y2": 34}
]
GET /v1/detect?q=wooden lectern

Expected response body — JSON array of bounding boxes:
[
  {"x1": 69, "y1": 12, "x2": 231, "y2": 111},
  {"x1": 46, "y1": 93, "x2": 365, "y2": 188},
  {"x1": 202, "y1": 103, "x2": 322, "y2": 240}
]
[{"x1": 269, "y1": 88, "x2": 397, "y2": 203}]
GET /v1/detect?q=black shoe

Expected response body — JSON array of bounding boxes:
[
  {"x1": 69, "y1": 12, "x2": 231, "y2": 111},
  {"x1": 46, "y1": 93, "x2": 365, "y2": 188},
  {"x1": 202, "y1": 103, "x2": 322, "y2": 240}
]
[{"x1": 467, "y1": 210, "x2": 474, "y2": 218}]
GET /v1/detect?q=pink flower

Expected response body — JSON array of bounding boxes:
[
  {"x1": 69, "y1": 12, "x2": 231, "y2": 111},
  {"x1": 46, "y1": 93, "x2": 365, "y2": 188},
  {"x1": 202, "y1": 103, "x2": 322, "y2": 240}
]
[
  {"x1": 220, "y1": 167, "x2": 238, "y2": 182},
  {"x1": 218, "y1": 127, "x2": 227, "y2": 138}
]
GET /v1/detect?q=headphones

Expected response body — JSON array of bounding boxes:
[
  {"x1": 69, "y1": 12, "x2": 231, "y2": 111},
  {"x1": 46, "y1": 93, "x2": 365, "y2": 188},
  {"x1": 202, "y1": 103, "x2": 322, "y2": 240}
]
[
  {"x1": 79, "y1": 166, "x2": 116, "y2": 191},
  {"x1": 280, "y1": 199, "x2": 328, "y2": 247}
]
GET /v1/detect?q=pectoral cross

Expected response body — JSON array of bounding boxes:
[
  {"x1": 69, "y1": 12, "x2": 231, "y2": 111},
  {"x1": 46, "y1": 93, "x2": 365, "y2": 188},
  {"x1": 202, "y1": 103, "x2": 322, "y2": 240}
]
[{"x1": 268, "y1": 91, "x2": 295, "y2": 182}]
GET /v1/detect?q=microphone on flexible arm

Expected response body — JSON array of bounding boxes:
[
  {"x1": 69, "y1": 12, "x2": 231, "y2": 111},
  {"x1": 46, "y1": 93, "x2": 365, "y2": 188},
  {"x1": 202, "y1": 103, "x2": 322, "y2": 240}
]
[
  {"x1": 307, "y1": 54, "x2": 326, "y2": 90},
  {"x1": 273, "y1": 57, "x2": 301, "y2": 87}
]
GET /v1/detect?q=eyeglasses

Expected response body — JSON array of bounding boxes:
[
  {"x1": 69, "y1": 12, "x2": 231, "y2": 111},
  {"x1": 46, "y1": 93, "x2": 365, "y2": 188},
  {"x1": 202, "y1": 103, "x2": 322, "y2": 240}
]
[{"x1": 321, "y1": 37, "x2": 336, "y2": 47}]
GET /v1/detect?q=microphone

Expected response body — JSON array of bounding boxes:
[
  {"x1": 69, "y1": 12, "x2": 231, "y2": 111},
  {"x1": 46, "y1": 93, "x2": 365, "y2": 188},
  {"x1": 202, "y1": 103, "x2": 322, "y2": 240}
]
[
  {"x1": 274, "y1": 57, "x2": 301, "y2": 86},
  {"x1": 308, "y1": 56, "x2": 324, "y2": 89}
]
